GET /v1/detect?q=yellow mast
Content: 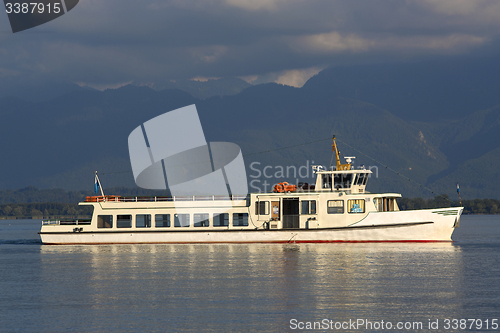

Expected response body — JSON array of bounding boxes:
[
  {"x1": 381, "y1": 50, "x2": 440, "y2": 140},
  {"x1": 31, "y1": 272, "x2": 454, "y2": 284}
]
[{"x1": 332, "y1": 136, "x2": 351, "y2": 171}]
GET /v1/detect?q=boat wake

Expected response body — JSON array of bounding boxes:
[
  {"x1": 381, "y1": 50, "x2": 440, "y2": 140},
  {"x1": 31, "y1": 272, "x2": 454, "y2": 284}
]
[{"x1": 0, "y1": 239, "x2": 43, "y2": 245}]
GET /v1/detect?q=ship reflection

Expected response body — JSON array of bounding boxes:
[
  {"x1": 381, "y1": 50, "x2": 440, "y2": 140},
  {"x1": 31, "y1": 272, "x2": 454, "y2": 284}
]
[{"x1": 40, "y1": 242, "x2": 465, "y2": 324}]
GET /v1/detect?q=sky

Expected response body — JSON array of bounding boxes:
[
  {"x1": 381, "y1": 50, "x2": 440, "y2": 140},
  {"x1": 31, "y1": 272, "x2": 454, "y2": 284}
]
[{"x1": 1, "y1": 0, "x2": 500, "y2": 89}]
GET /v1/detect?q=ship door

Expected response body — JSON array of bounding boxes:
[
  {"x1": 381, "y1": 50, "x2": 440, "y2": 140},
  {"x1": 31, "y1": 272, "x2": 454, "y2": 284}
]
[{"x1": 282, "y1": 198, "x2": 299, "y2": 229}]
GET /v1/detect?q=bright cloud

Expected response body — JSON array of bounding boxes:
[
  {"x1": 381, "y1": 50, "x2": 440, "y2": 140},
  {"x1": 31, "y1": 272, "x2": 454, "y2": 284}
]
[
  {"x1": 294, "y1": 31, "x2": 487, "y2": 54},
  {"x1": 275, "y1": 67, "x2": 323, "y2": 88},
  {"x1": 224, "y1": 0, "x2": 283, "y2": 11}
]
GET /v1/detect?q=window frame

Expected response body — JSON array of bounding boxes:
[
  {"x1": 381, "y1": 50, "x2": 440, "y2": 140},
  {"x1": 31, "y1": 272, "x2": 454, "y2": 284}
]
[
  {"x1": 136, "y1": 214, "x2": 151, "y2": 228},
  {"x1": 116, "y1": 214, "x2": 132, "y2": 228},
  {"x1": 213, "y1": 213, "x2": 229, "y2": 227},
  {"x1": 155, "y1": 214, "x2": 170, "y2": 228},
  {"x1": 301, "y1": 200, "x2": 317, "y2": 215},
  {"x1": 255, "y1": 201, "x2": 269, "y2": 215},
  {"x1": 348, "y1": 199, "x2": 365, "y2": 214},
  {"x1": 97, "y1": 215, "x2": 113, "y2": 228},
  {"x1": 194, "y1": 213, "x2": 210, "y2": 227},
  {"x1": 232, "y1": 213, "x2": 249, "y2": 227},
  {"x1": 327, "y1": 200, "x2": 344, "y2": 214},
  {"x1": 174, "y1": 214, "x2": 190, "y2": 227}
]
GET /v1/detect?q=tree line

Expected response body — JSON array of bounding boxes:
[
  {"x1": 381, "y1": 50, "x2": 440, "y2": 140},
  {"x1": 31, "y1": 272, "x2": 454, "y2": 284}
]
[
  {"x1": 398, "y1": 194, "x2": 499, "y2": 214},
  {"x1": 0, "y1": 203, "x2": 92, "y2": 219}
]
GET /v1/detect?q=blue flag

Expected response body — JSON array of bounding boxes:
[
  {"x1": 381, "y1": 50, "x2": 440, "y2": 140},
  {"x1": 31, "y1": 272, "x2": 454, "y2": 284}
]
[
  {"x1": 457, "y1": 183, "x2": 460, "y2": 194},
  {"x1": 94, "y1": 174, "x2": 100, "y2": 194}
]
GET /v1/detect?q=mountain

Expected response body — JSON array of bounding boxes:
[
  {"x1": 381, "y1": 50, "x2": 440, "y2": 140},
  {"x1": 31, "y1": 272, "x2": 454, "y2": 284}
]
[
  {"x1": 134, "y1": 77, "x2": 252, "y2": 99},
  {"x1": 419, "y1": 105, "x2": 500, "y2": 198},
  {"x1": 303, "y1": 57, "x2": 500, "y2": 122},
  {"x1": 1, "y1": 60, "x2": 500, "y2": 200}
]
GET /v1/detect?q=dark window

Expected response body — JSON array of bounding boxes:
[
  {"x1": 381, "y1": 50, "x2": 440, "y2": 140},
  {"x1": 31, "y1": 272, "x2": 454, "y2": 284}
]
[
  {"x1": 355, "y1": 173, "x2": 363, "y2": 185},
  {"x1": 136, "y1": 214, "x2": 151, "y2": 228},
  {"x1": 301, "y1": 200, "x2": 317, "y2": 215},
  {"x1": 255, "y1": 201, "x2": 269, "y2": 215},
  {"x1": 327, "y1": 200, "x2": 344, "y2": 214},
  {"x1": 97, "y1": 215, "x2": 113, "y2": 228},
  {"x1": 155, "y1": 214, "x2": 170, "y2": 227},
  {"x1": 117, "y1": 215, "x2": 132, "y2": 228},
  {"x1": 174, "y1": 214, "x2": 190, "y2": 227},
  {"x1": 334, "y1": 173, "x2": 353, "y2": 190},
  {"x1": 213, "y1": 213, "x2": 229, "y2": 227},
  {"x1": 322, "y1": 174, "x2": 332, "y2": 188},
  {"x1": 233, "y1": 213, "x2": 248, "y2": 227},
  {"x1": 194, "y1": 213, "x2": 209, "y2": 227}
]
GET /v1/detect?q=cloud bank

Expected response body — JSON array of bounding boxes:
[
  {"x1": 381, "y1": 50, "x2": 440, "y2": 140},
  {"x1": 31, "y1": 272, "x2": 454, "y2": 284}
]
[{"x1": 1, "y1": 0, "x2": 499, "y2": 88}]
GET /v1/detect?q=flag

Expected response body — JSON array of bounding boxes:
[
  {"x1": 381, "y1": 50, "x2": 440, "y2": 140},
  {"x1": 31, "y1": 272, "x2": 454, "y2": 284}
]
[
  {"x1": 457, "y1": 183, "x2": 460, "y2": 194},
  {"x1": 95, "y1": 174, "x2": 100, "y2": 194}
]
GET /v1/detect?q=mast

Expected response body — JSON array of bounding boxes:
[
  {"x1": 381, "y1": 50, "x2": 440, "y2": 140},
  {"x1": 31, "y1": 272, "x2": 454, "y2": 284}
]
[{"x1": 332, "y1": 136, "x2": 351, "y2": 171}]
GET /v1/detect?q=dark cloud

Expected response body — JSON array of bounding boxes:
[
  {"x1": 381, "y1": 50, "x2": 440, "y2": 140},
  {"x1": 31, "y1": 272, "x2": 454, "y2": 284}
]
[{"x1": 1, "y1": 0, "x2": 499, "y2": 88}]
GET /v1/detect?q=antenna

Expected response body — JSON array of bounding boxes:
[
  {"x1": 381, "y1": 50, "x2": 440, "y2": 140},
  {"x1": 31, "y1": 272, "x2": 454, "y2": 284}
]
[{"x1": 344, "y1": 156, "x2": 356, "y2": 164}]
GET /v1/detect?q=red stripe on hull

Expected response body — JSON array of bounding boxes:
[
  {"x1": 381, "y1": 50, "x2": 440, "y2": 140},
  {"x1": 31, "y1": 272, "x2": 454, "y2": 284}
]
[{"x1": 42, "y1": 240, "x2": 452, "y2": 245}]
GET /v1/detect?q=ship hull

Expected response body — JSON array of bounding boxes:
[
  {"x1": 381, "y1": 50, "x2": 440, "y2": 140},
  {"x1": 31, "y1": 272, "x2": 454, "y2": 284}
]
[{"x1": 39, "y1": 208, "x2": 461, "y2": 245}]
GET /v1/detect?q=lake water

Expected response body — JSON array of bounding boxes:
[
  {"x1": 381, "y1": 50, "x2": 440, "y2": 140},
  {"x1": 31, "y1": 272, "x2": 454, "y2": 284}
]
[{"x1": 1, "y1": 215, "x2": 499, "y2": 332}]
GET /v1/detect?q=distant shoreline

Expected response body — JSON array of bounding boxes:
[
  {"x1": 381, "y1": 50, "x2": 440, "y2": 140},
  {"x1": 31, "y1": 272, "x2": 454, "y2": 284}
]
[
  {"x1": 1, "y1": 194, "x2": 499, "y2": 218},
  {"x1": 0, "y1": 216, "x2": 91, "y2": 220}
]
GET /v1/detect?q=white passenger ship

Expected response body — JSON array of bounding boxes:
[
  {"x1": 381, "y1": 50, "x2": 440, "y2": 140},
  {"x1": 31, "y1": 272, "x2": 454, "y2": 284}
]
[{"x1": 39, "y1": 137, "x2": 462, "y2": 244}]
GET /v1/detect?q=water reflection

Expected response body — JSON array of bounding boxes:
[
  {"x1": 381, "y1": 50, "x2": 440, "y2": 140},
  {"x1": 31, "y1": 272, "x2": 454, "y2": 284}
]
[{"x1": 38, "y1": 243, "x2": 467, "y2": 331}]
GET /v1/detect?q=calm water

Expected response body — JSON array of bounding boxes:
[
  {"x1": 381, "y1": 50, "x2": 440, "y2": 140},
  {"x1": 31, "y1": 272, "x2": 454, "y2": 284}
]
[{"x1": 1, "y1": 216, "x2": 499, "y2": 332}]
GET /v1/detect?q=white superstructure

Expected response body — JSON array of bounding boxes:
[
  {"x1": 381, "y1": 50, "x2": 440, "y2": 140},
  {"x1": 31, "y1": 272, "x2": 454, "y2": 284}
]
[{"x1": 39, "y1": 137, "x2": 462, "y2": 244}]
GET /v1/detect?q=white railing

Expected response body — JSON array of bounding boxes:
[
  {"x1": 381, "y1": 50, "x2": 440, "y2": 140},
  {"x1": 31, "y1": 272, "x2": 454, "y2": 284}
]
[
  {"x1": 86, "y1": 195, "x2": 249, "y2": 203},
  {"x1": 41, "y1": 219, "x2": 91, "y2": 226}
]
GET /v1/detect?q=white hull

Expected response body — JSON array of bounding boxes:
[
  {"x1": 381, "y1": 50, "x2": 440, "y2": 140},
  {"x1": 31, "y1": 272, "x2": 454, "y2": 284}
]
[{"x1": 40, "y1": 208, "x2": 461, "y2": 245}]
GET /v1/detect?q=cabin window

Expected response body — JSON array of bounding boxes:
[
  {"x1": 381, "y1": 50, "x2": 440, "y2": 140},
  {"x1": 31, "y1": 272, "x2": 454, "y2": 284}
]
[
  {"x1": 233, "y1": 213, "x2": 248, "y2": 227},
  {"x1": 301, "y1": 200, "x2": 317, "y2": 214},
  {"x1": 194, "y1": 213, "x2": 209, "y2": 227},
  {"x1": 327, "y1": 200, "x2": 344, "y2": 214},
  {"x1": 214, "y1": 213, "x2": 229, "y2": 227},
  {"x1": 136, "y1": 214, "x2": 151, "y2": 228},
  {"x1": 97, "y1": 215, "x2": 113, "y2": 228},
  {"x1": 373, "y1": 198, "x2": 398, "y2": 212},
  {"x1": 355, "y1": 173, "x2": 364, "y2": 185},
  {"x1": 174, "y1": 214, "x2": 190, "y2": 227},
  {"x1": 322, "y1": 174, "x2": 332, "y2": 188},
  {"x1": 334, "y1": 174, "x2": 353, "y2": 190},
  {"x1": 255, "y1": 201, "x2": 269, "y2": 215},
  {"x1": 355, "y1": 173, "x2": 369, "y2": 186},
  {"x1": 117, "y1": 215, "x2": 132, "y2": 228},
  {"x1": 155, "y1": 214, "x2": 170, "y2": 227},
  {"x1": 348, "y1": 199, "x2": 365, "y2": 213}
]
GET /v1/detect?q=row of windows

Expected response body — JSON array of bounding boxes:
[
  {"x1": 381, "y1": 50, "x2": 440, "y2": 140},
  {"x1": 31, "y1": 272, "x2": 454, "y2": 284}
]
[
  {"x1": 322, "y1": 173, "x2": 369, "y2": 189},
  {"x1": 255, "y1": 200, "x2": 317, "y2": 215},
  {"x1": 97, "y1": 213, "x2": 248, "y2": 229},
  {"x1": 327, "y1": 199, "x2": 366, "y2": 214}
]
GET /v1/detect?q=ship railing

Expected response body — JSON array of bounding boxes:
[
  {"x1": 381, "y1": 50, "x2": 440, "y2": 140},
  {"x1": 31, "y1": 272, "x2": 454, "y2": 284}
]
[
  {"x1": 86, "y1": 195, "x2": 249, "y2": 203},
  {"x1": 41, "y1": 219, "x2": 92, "y2": 226}
]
